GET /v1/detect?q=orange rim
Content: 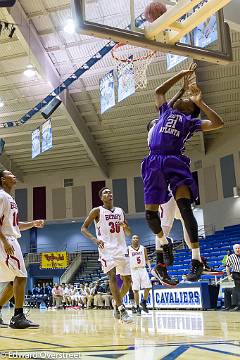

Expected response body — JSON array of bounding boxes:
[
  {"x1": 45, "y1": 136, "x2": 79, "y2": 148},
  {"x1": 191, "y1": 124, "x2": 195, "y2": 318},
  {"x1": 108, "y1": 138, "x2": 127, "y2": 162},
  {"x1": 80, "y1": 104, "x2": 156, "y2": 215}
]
[{"x1": 111, "y1": 42, "x2": 156, "y2": 63}]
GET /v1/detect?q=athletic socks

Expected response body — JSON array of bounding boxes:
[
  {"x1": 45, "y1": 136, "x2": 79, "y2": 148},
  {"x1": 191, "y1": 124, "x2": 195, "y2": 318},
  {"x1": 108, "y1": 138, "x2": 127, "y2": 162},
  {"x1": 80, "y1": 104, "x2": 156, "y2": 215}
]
[
  {"x1": 118, "y1": 305, "x2": 125, "y2": 312},
  {"x1": 14, "y1": 308, "x2": 23, "y2": 316},
  {"x1": 156, "y1": 234, "x2": 168, "y2": 246},
  {"x1": 192, "y1": 248, "x2": 201, "y2": 261}
]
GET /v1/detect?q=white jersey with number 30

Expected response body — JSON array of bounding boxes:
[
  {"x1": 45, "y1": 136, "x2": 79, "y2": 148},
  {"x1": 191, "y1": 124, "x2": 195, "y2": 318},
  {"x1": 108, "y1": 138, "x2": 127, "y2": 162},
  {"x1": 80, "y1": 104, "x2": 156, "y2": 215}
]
[
  {"x1": 128, "y1": 245, "x2": 146, "y2": 269},
  {"x1": 94, "y1": 206, "x2": 127, "y2": 258},
  {"x1": 0, "y1": 189, "x2": 21, "y2": 239}
]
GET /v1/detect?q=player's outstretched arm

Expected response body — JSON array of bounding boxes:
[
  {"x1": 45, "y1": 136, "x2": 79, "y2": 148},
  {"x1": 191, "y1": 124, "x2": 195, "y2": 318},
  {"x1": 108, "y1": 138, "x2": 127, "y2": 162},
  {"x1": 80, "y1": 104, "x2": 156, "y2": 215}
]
[
  {"x1": 155, "y1": 63, "x2": 197, "y2": 108},
  {"x1": 189, "y1": 83, "x2": 224, "y2": 132},
  {"x1": 81, "y1": 208, "x2": 104, "y2": 249},
  {"x1": 168, "y1": 72, "x2": 195, "y2": 108},
  {"x1": 19, "y1": 220, "x2": 44, "y2": 231}
]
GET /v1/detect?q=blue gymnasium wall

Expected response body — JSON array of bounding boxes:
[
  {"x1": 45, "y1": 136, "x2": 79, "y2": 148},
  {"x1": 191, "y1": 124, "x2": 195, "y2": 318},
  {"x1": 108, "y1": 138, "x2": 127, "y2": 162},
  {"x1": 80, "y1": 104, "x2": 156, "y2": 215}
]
[
  {"x1": 19, "y1": 230, "x2": 31, "y2": 255},
  {"x1": 22, "y1": 218, "x2": 183, "y2": 254},
  {"x1": 25, "y1": 218, "x2": 183, "y2": 289}
]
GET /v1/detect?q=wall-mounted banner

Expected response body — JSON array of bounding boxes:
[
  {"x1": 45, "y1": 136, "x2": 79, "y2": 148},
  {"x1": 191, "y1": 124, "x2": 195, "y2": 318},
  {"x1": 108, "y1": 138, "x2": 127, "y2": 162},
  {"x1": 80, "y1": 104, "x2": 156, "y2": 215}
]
[
  {"x1": 32, "y1": 127, "x2": 40, "y2": 159},
  {"x1": 42, "y1": 119, "x2": 52, "y2": 153},
  {"x1": 40, "y1": 251, "x2": 69, "y2": 269},
  {"x1": 117, "y1": 57, "x2": 135, "y2": 102},
  {"x1": 100, "y1": 70, "x2": 115, "y2": 114}
]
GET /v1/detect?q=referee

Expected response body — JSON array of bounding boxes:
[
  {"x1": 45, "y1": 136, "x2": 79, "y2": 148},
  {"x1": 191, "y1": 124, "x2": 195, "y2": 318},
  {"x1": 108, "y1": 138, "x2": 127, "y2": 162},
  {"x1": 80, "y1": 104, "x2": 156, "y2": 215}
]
[{"x1": 226, "y1": 244, "x2": 240, "y2": 311}]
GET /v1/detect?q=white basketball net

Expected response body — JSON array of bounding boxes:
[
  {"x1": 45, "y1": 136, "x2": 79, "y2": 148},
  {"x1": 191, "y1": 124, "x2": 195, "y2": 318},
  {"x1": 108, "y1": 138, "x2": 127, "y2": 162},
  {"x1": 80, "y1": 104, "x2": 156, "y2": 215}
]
[{"x1": 111, "y1": 43, "x2": 156, "y2": 89}]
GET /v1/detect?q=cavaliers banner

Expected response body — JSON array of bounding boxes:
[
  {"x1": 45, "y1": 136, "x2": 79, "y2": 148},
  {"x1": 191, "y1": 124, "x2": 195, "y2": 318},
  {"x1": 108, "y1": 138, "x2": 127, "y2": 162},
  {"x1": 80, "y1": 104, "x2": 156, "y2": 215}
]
[{"x1": 40, "y1": 252, "x2": 69, "y2": 269}]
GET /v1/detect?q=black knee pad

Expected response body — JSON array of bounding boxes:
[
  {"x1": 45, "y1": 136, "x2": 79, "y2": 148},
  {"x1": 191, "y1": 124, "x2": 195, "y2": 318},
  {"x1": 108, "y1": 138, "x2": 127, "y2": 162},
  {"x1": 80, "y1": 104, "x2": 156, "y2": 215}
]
[
  {"x1": 176, "y1": 198, "x2": 198, "y2": 244},
  {"x1": 145, "y1": 210, "x2": 162, "y2": 234},
  {"x1": 176, "y1": 198, "x2": 194, "y2": 220}
]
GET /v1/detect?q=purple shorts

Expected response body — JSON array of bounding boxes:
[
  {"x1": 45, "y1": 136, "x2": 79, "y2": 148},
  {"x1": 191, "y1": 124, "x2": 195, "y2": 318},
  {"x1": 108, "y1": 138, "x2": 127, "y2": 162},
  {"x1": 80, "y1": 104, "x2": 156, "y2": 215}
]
[{"x1": 141, "y1": 154, "x2": 198, "y2": 205}]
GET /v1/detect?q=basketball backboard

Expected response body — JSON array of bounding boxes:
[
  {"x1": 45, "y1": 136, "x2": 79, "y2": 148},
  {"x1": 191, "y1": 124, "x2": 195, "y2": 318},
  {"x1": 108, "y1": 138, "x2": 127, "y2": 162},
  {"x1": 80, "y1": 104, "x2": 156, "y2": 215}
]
[{"x1": 72, "y1": 0, "x2": 233, "y2": 65}]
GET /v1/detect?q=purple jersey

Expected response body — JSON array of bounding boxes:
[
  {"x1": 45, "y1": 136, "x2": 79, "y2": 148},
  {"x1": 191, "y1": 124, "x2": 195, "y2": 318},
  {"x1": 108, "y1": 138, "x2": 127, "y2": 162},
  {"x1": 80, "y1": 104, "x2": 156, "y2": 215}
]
[{"x1": 148, "y1": 103, "x2": 202, "y2": 155}]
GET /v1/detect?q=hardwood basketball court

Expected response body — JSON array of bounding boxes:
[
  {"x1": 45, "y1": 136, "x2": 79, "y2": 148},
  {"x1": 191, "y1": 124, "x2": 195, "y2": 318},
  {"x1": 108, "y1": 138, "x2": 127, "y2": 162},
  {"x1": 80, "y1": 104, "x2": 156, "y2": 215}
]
[{"x1": 0, "y1": 309, "x2": 240, "y2": 359}]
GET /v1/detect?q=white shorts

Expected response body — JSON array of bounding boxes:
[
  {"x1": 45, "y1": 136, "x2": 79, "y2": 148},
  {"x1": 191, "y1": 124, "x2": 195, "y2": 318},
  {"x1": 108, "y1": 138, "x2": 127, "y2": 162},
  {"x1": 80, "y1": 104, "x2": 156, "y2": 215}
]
[
  {"x1": 131, "y1": 268, "x2": 152, "y2": 291},
  {"x1": 156, "y1": 197, "x2": 181, "y2": 251},
  {"x1": 0, "y1": 237, "x2": 27, "y2": 282},
  {"x1": 100, "y1": 254, "x2": 131, "y2": 276},
  {"x1": 160, "y1": 197, "x2": 181, "y2": 228}
]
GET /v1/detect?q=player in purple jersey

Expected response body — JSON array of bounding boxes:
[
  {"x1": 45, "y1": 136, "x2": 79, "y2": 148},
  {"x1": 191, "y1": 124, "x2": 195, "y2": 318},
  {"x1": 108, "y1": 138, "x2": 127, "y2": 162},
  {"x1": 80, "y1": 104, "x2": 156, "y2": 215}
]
[{"x1": 142, "y1": 63, "x2": 224, "y2": 283}]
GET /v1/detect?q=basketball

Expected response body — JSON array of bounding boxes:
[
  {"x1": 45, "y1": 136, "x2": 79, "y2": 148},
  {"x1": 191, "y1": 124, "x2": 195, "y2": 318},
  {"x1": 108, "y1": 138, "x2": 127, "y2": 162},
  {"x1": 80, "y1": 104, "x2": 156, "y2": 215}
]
[{"x1": 144, "y1": 2, "x2": 167, "y2": 23}]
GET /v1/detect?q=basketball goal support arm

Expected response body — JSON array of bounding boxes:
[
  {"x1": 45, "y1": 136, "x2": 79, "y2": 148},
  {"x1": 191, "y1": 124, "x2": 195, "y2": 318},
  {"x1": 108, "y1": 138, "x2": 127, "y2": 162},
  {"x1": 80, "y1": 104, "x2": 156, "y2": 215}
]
[
  {"x1": 73, "y1": 0, "x2": 233, "y2": 65},
  {"x1": 144, "y1": 0, "x2": 232, "y2": 44}
]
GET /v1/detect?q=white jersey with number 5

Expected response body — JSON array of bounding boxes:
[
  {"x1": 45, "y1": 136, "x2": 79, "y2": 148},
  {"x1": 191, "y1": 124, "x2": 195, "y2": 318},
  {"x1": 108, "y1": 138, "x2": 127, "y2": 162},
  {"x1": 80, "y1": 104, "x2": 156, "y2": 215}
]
[
  {"x1": 0, "y1": 189, "x2": 21, "y2": 239},
  {"x1": 128, "y1": 245, "x2": 146, "y2": 269},
  {"x1": 94, "y1": 206, "x2": 127, "y2": 258}
]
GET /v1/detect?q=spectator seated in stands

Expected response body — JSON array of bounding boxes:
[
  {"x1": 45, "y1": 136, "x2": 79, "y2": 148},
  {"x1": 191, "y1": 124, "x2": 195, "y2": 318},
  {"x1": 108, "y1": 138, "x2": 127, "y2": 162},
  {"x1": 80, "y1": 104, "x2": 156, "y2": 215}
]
[
  {"x1": 101, "y1": 280, "x2": 112, "y2": 309},
  {"x1": 70, "y1": 287, "x2": 81, "y2": 307},
  {"x1": 62, "y1": 284, "x2": 72, "y2": 308},
  {"x1": 52, "y1": 284, "x2": 63, "y2": 309},
  {"x1": 93, "y1": 280, "x2": 104, "y2": 309},
  {"x1": 79, "y1": 284, "x2": 88, "y2": 308},
  {"x1": 32, "y1": 283, "x2": 44, "y2": 308},
  {"x1": 86, "y1": 283, "x2": 95, "y2": 309},
  {"x1": 32, "y1": 283, "x2": 43, "y2": 297},
  {"x1": 42, "y1": 282, "x2": 52, "y2": 307}
]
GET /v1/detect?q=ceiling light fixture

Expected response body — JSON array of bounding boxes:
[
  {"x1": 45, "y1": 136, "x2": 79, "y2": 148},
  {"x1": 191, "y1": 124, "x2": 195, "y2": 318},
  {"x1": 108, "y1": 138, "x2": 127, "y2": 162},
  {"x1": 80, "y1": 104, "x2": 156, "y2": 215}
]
[
  {"x1": 64, "y1": 19, "x2": 75, "y2": 34},
  {"x1": 0, "y1": 100, "x2": 4, "y2": 108},
  {"x1": 24, "y1": 64, "x2": 36, "y2": 77}
]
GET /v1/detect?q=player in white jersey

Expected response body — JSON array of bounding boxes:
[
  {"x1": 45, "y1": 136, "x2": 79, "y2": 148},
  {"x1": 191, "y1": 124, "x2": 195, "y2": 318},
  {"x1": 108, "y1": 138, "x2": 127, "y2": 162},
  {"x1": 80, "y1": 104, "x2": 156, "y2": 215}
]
[
  {"x1": 81, "y1": 187, "x2": 132, "y2": 323},
  {"x1": 159, "y1": 196, "x2": 191, "y2": 249},
  {"x1": 128, "y1": 235, "x2": 152, "y2": 315},
  {"x1": 0, "y1": 170, "x2": 44, "y2": 329}
]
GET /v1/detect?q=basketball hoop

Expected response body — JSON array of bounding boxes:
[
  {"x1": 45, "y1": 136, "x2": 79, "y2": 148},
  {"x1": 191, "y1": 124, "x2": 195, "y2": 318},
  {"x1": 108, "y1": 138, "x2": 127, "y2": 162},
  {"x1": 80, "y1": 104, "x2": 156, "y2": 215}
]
[{"x1": 111, "y1": 43, "x2": 156, "y2": 89}]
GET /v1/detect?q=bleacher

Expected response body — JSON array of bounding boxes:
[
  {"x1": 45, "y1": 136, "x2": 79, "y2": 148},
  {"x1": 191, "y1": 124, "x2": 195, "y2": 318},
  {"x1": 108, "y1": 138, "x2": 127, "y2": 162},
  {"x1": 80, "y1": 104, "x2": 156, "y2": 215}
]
[
  {"x1": 168, "y1": 224, "x2": 240, "y2": 280},
  {"x1": 72, "y1": 224, "x2": 240, "y2": 284},
  {"x1": 73, "y1": 251, "x2": 102, "y2": 284}
]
